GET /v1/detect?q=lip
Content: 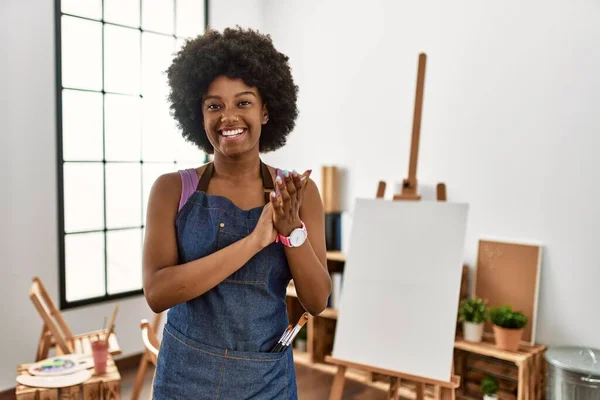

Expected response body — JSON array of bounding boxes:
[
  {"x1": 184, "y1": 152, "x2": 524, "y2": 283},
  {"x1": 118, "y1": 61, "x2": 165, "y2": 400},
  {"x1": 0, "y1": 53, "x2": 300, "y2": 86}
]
[{"x1": 218, "y1": 127, "x2": 247, "y2": 141}]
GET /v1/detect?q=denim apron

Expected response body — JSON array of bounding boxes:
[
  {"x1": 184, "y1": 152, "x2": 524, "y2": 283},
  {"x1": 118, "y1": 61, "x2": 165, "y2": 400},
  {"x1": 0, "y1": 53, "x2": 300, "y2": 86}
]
[{"x1": 152, "y1": 161, "x2": 298, "y2": 399}]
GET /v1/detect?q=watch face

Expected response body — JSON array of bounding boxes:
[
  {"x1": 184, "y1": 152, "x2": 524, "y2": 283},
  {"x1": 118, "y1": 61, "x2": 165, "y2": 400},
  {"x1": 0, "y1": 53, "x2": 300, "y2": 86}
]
[{"x1": 290, "y1": 228, "x2": 307, "y2": 247}]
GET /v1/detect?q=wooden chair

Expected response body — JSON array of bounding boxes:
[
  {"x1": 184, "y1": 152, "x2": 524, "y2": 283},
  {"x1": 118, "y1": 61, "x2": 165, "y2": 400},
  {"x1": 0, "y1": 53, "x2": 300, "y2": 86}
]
[
  {"x1": 131, "y1": 316, "x2": 161, "y2": 400},
  {"x1": 29, "y1": 276, "x2": 122, "y2": 361}
]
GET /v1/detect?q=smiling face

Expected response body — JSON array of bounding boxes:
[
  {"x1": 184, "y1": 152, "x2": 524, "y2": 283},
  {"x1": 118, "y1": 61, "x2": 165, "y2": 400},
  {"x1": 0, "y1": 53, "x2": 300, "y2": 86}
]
[{"x1": 202, "y1": 76, "x2": 269, "y2": 158}]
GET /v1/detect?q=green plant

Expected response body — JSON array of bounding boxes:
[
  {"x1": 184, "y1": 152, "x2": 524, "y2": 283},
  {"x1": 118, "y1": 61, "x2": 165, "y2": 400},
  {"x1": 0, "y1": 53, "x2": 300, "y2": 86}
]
[
  {"x1": 490, "y1": 305, "x2": 528, "y2": 329},
  {"x1": 296, "y1": 325, "x2": 307, "y2": 341},
  {"x1": 481, "y1": 376, "x2": 499, "y2": 395},
  {"x1": 458, "y1": 297, "x2": 489, "y2": 324}
]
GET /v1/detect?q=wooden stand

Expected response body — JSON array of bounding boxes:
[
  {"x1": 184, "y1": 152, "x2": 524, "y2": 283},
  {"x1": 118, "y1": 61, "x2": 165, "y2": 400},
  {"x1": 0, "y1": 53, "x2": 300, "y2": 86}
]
[
  {"x1": 394, "y1": 52, "x2": 426, "y2": 201},
  {"x1": 325, "y1": 356, "x2": 460, "y2": 400},
  {"x1": 16, "y1": 356, "x2": 121, "y2": 400},
  {"x1": 453, "y1": 337, "x2": 547, "y2": 400}
]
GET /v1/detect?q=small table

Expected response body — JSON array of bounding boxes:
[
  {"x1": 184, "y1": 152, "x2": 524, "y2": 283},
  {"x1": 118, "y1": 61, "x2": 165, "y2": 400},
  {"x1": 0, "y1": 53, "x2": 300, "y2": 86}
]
[{"x1": 16, "y1": 356, "x2": 121, "y2": 400}]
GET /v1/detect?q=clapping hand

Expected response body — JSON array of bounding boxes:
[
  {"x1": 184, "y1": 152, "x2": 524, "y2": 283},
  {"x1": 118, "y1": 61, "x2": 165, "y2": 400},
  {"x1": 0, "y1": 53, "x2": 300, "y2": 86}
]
[{"x1": 270, "y1": 169, "x2": 312, "y2": 236}]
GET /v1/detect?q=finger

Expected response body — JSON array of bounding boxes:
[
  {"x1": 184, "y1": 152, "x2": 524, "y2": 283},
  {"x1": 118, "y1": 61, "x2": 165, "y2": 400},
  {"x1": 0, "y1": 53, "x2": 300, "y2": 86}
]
[
  {"x1": 291, "y1": 170, "x2": 304, "y2": 203},
  {"x1": 296, "y1": 169, "x2": 312, "y2": 200},
  {"x1": 276, "y1": 174, "x2": 292, "y2": 220},
  {"x1": 284, "y1": 170, "x2": 298, "y2": 220},
  {"x1": 270, "y1": 191, "x2": 284, "y2": 218}
]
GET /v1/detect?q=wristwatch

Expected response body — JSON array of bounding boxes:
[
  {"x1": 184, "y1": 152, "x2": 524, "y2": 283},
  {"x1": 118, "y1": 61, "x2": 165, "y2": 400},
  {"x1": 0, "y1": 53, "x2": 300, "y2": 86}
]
[{"x1": 276, "y1": 222, "x2": 308, "y2": 247}]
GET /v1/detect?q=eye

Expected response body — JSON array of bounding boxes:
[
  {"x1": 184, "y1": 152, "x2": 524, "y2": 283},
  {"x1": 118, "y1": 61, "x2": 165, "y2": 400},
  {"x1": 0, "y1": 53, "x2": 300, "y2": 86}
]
[
  {"x1": 206, "y1": 103, "x2": 221, "y2": 110},
  {"x1": 238, "y1": 100, "x2": 251, "y2": 107}
]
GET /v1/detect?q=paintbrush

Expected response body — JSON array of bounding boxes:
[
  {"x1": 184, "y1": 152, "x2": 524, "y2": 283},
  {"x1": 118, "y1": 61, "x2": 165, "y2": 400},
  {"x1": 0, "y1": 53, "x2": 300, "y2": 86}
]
[{"x1": 272, "y1": 312, "x2": 309, "y2": 353}]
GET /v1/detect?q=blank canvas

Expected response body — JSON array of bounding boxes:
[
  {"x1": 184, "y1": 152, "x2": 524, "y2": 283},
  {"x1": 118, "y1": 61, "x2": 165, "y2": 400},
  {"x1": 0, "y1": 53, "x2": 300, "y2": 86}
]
[{"x1": 331, "y1": 198, "x2": 469, "y2": 383}]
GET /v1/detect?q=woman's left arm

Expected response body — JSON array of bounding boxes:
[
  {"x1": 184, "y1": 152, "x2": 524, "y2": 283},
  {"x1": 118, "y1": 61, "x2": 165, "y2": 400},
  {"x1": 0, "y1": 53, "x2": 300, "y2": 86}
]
[{"x1": 271, "y1": 170, "x2": 332, "y2": 316}]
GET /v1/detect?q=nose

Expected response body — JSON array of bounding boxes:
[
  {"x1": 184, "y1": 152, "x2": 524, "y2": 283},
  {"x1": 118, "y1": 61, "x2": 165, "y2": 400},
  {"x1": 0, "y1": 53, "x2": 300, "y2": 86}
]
[{"x1": 220, "y1": 110, "x2": 239, "y2": 125}]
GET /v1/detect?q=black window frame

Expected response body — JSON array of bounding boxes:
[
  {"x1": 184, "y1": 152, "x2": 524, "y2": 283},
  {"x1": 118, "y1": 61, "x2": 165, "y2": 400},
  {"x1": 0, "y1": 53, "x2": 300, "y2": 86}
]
[{"x1": 55, "y1": 0, "x2": 210, "y2": 310}]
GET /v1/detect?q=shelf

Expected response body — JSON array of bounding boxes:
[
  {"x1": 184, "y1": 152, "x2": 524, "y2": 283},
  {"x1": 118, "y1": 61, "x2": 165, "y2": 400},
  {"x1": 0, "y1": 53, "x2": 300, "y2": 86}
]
[
  {"x1": 326, "y1": 251, "x2": 345, "y2": 262},
  {"x1": 454, "y1": 336, "x2": 546, "y2": 364}
]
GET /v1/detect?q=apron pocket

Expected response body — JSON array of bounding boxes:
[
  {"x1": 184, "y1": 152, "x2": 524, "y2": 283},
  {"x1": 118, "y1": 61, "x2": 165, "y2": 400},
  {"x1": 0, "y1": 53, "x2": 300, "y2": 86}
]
[
  {"x1": 220, "y1": 346, "x2": 293, "y2": 400},
  {"x1": 156, "y1": 324, "x2": 293, "y2": 400}
]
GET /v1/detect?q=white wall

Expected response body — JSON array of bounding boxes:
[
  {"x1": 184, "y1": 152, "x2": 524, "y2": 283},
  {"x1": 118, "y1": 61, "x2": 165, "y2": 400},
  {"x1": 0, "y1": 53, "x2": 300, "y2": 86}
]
[
  {"x1": 0, "y1": 0, "x2": 264, "y2": 391},
  {"x1": 0, "y1": 0, "x2": 157, "y2": 391},
  {"x1": 260, "y1": 0, "x2": 600, "y2": 350},
  {"x1": 209, "y1": 0, "x2": 263, "y2": 31}
]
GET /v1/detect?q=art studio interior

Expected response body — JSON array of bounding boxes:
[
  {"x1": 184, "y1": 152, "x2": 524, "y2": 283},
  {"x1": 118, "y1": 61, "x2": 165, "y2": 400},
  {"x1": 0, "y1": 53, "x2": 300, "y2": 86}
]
[{"x1": 2, "y1": 0, "x2": 599, "y2": 399}]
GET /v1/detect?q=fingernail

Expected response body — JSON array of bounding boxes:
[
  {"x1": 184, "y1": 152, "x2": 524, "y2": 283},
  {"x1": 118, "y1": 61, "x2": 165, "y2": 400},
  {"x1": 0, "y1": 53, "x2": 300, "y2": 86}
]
[
  {"x1": 283, "y1": 170, "x2": 289, "y2": 178},
  {"x1": 301, "y1": 176, "x2": 307, "y2": 181},
  {"x1": 307, "y1": 169, "x2": 312, "y2": 174},
  {"x1": 276, "y1": 175, "x2": 282, "y2": 183},
  {"x1": 271, "y1": 191, "x2": 276, "y2": 198}
]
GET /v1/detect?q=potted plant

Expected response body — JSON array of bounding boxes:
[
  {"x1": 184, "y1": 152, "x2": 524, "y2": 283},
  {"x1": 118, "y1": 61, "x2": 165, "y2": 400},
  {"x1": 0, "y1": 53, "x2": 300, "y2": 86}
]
[
  {"x1": 295, "y1": 325, "x2": 307, "y2": 352},
  {"x1": 489, "y1": 304, "x2": 528, "y2": 351},
  {"x1": 481, "y1": 375, "x2": 498, "y2": 400},
  {"x1": 457, "y1": 297, "x2": 489, "y2": 343}
]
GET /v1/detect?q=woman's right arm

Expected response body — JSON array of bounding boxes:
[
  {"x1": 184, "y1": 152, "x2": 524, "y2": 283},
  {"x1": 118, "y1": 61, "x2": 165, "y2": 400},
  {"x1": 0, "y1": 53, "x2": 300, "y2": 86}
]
[{"x1": 142, "y1": 173, "x2": 273, "y2": 313}]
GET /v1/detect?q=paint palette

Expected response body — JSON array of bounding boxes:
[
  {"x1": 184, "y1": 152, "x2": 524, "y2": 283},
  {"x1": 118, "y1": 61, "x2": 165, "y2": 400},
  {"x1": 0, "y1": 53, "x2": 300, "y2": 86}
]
[{"x1": 28, "y1": 354, "x2": 93, "y2": 376}]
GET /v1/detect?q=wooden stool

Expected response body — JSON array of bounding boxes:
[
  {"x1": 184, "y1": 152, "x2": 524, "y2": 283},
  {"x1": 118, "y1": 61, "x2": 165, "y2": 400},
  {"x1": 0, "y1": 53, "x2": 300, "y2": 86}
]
[{"x1": 16, "y1": 356, "x2": 121, "y2": 400}]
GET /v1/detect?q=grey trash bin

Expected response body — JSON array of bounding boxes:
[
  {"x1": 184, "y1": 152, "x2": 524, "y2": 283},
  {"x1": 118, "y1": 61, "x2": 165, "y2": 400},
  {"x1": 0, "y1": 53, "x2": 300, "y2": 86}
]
[{"x1": 546, "y1": 346, "x2": 600, "y2": 399}]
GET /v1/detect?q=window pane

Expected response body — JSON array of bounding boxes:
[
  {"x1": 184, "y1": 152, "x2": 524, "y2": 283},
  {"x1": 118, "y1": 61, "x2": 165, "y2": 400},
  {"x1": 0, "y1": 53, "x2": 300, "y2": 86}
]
[
  {"x1": 176, "y1": 37, "x2": 187, "y2": 54},
  {"x1": 65, "y1": 232, "x2": 105, "y2": 302},
  {"x1": 63, "y1": 163, "x2": 104, "y2": 233},
  {"x1": 105, "y1": 94, "x2": 141, "y2": 161},
  {"x1": 61, "y1": 0, "x2": 101, "y2": 20},
  {"x1": 104, "y1": 25, "x2": 141, "y2": 95},
  {"x1": 142, "y1": 97, "x2": 177, "y2": 161},
  {"x1": 142, "y1": 0, "x2": 175, "y2": 34},
  {"x1": 142, "y1": 32, "x2": 175, "y2": 97},
  {"x1": 142, "y1": 163, "x2": 176, "y2": 222},
  {"x1": 106, "y1": 163, "x2": 142, "y2": 229},
  {"x1": 104, "y1": 0, "x2": 140, "y2": 28},
  {"x1": 175, "y1": 136, "x2": 204, "y2": 164},
  {"x1": 107, "y1": 229, "x2": 142, "y2": 294},
  {"x1": 61, "y1": 16, "x2": 102, "y2": 91},
  {"x1": 176, "y1": 0, "x2": 205, "y2": 39},
  {"x1": 62, "y1": 90, "x2": 103, "y2": 161}
]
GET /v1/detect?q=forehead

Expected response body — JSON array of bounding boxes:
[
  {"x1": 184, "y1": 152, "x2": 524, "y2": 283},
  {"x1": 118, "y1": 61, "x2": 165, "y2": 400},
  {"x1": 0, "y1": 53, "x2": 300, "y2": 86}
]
[{"x1": 205, "y1": 76, "x2": 258, "y2": 97}]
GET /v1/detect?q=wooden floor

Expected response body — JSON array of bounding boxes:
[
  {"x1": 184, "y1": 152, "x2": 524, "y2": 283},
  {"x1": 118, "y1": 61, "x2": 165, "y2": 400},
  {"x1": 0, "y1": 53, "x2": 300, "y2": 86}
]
[{"x1": 120, "y1": 363, "x2": 387, "y2": 399}]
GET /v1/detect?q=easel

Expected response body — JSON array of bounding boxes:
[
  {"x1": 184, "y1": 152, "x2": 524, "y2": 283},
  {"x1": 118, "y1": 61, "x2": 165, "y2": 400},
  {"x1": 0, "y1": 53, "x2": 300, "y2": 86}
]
[
  {"x1": 329, "y1": 53, "x2": 460, "y2": 400},
  {"x1": 377, "y1": 53, "x2": 447, "y2": 203}
]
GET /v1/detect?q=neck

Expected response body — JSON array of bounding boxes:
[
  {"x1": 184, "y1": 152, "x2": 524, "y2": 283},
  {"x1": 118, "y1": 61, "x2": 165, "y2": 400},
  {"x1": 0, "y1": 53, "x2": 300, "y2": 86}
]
[{"x1": 212, "y1": 151, "x2": 261, "y2": 181}]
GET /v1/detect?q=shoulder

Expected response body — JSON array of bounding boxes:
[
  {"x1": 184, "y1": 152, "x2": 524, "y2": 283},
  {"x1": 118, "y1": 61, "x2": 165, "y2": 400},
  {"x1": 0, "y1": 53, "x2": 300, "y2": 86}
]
[{"x1": 148, "y1": 164, "x2": 209, "y2": 208}]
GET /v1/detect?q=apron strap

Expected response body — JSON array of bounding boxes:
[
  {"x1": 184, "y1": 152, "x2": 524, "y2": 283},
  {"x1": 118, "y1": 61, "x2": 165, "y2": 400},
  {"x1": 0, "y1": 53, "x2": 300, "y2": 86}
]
[{"x1": 196, "y1": 160, "x2": 275, "y2": 204}]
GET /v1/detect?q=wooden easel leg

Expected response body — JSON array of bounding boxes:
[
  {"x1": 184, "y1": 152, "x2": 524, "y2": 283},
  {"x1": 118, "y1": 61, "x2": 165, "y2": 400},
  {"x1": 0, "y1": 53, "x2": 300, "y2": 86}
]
[
  {"x1": 36, "y1": 324, "x2": 49, "y2": 361},
  {"x1": 328, "y1": 366, "x2": 347, "y2": 400},
  {"x1": 388, "y1": 377, "x2": 399, "y2": 400},
  {"x1": 440, "y1": 386, "x2": 455, "y2": 400},
  {"x1": 416, "y1": 383, "x2": 425, "y2": 400},
  {"x1": 131, "y1": 353, "x2": 149, "y2": 400}
]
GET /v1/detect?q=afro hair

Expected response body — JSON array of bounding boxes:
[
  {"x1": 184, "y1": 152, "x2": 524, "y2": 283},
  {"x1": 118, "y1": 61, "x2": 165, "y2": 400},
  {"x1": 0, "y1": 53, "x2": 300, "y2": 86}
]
[{"x1": 166, "y1": 26, "x2": 299, "y2": 154}]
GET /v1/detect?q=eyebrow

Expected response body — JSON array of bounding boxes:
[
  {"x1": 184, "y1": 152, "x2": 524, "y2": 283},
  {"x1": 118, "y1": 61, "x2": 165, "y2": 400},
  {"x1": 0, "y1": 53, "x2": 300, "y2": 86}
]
[{"x1": 203, "y1": 91, "x2": 257, "y2": 102}]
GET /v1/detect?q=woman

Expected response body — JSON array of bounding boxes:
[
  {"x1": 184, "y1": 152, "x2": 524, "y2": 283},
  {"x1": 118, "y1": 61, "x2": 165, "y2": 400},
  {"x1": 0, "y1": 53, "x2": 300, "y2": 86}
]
[{"x1": 142, "y1": 27, "x2": 332, "y2": 399}]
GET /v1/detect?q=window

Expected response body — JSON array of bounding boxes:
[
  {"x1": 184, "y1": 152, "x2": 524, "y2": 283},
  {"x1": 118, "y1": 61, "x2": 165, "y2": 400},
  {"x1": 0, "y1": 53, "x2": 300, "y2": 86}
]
[{"x1": 55, "y1": 0, "x2": 209, "y2": 309}]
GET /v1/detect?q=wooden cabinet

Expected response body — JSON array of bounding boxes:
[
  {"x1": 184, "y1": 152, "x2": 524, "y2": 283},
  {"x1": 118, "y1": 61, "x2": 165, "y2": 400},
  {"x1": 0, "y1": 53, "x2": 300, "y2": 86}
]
[{"x1": 454, "y1": 338, "x2": 547, "y2": 400}]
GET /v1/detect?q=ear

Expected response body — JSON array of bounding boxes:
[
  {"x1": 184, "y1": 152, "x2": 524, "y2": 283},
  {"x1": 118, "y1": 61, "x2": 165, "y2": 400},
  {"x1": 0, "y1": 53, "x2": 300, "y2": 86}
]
[{"x1": 261, "y1": 104, "x2": 269, "y2": 125}]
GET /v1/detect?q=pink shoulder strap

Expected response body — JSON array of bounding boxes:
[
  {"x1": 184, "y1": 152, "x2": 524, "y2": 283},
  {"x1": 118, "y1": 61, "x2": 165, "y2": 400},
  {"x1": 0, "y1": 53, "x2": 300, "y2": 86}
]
[{"x1": 178, "y1": 169, "x2": 199, "y2": 211}]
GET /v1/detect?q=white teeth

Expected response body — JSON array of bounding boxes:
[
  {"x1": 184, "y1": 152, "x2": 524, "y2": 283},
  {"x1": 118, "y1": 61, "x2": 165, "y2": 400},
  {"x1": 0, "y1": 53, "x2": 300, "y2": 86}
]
[{"x1": 222, "y1": 128, "x2": 244, "y2": 136}]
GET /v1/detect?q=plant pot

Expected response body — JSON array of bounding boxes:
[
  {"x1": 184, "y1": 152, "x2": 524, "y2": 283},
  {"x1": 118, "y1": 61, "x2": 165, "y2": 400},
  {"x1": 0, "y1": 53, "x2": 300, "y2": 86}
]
[
  {"x1": 295, "y1": 339, "x2": 307, "y2": 352},
  {"x1": 463, "y1": 321, "x2": 484, "y2": 343},
  {"x1": 483, "y1": 395, "x2": 497, "y2": 400},
  {"x1": 493, "y1": 325, "x2": 523, "y2": 351}
]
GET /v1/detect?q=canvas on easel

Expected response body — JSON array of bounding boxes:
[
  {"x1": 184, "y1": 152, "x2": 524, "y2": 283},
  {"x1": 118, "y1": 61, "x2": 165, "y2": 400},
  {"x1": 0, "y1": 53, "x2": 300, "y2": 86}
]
[
  {"x1": 474, "y1": 239, "x2": 543, "y2": 345},
  {"x1": 330, "y1": 198, "x2": 469, "y2": 384}
]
